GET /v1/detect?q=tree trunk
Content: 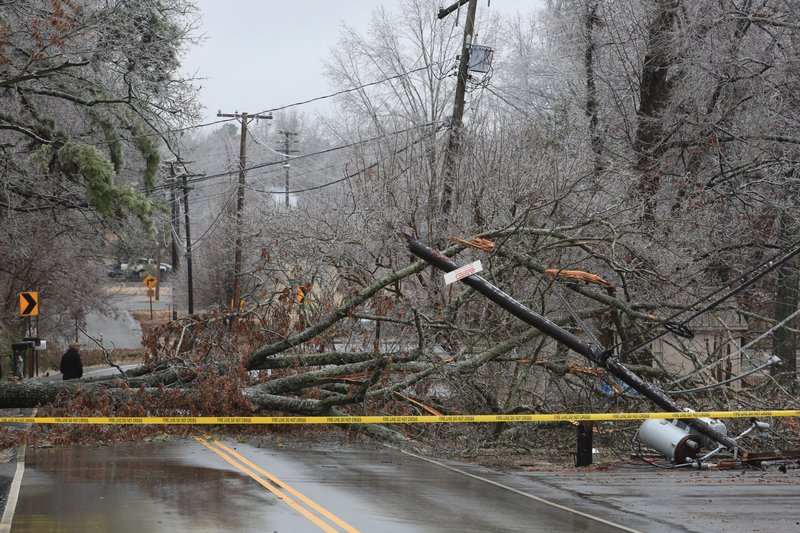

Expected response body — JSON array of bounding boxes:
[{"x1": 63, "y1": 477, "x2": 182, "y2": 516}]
[{"x1": 634, "y1": 0, "x2": 680, "y2": 218}]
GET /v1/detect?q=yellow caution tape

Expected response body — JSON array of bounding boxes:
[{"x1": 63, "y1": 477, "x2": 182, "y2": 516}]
[{"x1": 0, "y1": 410, "x2": 798, "y2": 425}]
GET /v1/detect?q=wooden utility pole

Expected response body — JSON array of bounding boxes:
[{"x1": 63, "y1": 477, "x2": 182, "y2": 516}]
[
  {"x1": 181, "y1": 173, "x2": 194, "y2": 315},
  {"x1": 278, "y1": 130, "x2": 299, "y2": 207},
  {"x1": 155, "y1": 236, "x2": 161, "y2": 301},
  {"x1": 438, "y1": 0, "x2": 478, "y2": 222},
  {"x1": 217, "y1": 111, "x2": 271, "y2": 312},
  {"x1": 169, "y1": 162, "x2": 181, "y2": 272}
]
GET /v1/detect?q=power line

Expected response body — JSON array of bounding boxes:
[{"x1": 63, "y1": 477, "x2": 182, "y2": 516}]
[
  {"x1": 667, "y1": 310, "x2": 800, "y2": 389},
  {"x1": 248, "y1": 124, "x2": 441, "y2": 196},
  {"x1": 484, "y1": 85, "x2": 534, "y2": 118},
  {"x1": 145, "y1": 120, "x2": 443, "y2": 194},
  {"x1": 616, "y1": 239, "x2": 800, "y2": 360},
  {"x1": 186, "y1": 188, "x2": 238, "y2": 251},
  {"x1": 8, "y1": 63, "x2": 444, "y2": 156},
  {"x1": 249, "y1": 64, "x2": 438, "y2": 118},
  {"x1": 250, "y1": 161, "x2": 342, "y2": 188},
  {"x1": 181, "y1": 127, "x2": 438, "y2": 254}
]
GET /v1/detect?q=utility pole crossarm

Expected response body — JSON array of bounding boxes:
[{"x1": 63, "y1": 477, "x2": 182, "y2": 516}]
[
  {"x1": 217, "y1": 111, "x2": 273, "y2": 121},
  {"x1": 437, "y1": 0, "x2": 471, "y2": 19}
]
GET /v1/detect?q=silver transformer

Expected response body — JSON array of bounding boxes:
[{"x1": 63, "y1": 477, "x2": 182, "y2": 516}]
[{"x1": 639, "y1": 414, "x2": 727, "y2": 464}]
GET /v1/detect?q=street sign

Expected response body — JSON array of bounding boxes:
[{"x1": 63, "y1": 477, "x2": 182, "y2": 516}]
[
  {"x1": 19, "y1": 291, "x2": 39, "y2": 316},
  {"x1": 142, "y1": 274, "x2": 158, "y2": 289},
  {"x1": 146, "y1": 288, "x2": 155, "y2": 298}
]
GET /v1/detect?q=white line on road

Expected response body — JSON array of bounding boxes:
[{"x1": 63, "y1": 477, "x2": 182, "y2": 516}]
[
  {"x1": 400, "y1": 449, "x2": 644, "y2": 533},
  {"x1": 0, "y1": 407, "x2": 37, "y2": 533},
  {"x1": 0, "y1": 445, "x2": 25, "y2": 533}
]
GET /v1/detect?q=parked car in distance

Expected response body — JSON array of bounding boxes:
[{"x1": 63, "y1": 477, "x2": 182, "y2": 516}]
[
  {"x1": 112, "y1": 258, "x2": 172, "y2": 279},
  {"x1": 107, "y1": 263, "x2": 123, "y2": 278}
]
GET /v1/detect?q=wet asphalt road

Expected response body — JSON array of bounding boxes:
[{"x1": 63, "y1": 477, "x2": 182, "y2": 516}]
[
  {"x1": 8, "y1": 440, "x2": 633, "y2": 533},
  {"x1": 3, "y1": 437, "x2": 799, "y2": 532},
  {"x1": 80, "y1": 282, "x2": 174, "y2": 351}
]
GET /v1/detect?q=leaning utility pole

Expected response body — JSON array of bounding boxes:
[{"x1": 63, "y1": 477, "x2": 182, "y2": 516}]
[
  {"x1": 216, "y1": 111, "x2": 272, "y2": 312},
  {"x1": 278, "y1": 130, "x2": 299, "y2": 207},
  {"x1": 404, "y1": 234, "x2": 743, "y2": 454},
  {"x1": 438, "y1": 0, "x2": 478, "y2": 222}
]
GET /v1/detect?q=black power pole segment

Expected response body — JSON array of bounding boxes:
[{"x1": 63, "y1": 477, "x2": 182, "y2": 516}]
[
  {"x1": 217, "y1": 111, "x2": 272, "y2": 312},
  {"x1": 403, "y1": 234, "x2": 743, "y2": 454},
  {"x1": 278, "y1": 130, "x2": 299, "y2": 207}
]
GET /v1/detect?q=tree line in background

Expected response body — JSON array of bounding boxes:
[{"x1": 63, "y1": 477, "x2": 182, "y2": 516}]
[{"x1": 1, "y1": 0, "x2": 798, "y2": 453}]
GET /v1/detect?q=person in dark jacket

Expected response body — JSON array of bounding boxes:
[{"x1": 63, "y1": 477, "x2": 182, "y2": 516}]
[{"x1": 60, "y1": 342, "x2": 83, "y2": 380}]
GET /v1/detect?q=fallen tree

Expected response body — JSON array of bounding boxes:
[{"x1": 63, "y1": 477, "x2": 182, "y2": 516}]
[{"x1": 0, "y1": 228, "x2": 796, "y2": 463}]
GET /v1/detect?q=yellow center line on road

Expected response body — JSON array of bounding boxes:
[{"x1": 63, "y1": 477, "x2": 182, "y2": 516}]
[
  {"x1": 195, "y1": 436, "x2": 359, "y2": 533},
  {"x1": 207, "y1": 438, "x2": 361, "y2": 533}
]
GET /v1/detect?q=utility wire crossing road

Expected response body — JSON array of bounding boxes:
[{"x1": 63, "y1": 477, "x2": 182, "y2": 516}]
[{"x1": 0, "y1": 410, "x2": 798, "y2": 425}]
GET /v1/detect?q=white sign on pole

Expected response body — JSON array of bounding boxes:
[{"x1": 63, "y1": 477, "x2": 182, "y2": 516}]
[{"x1": 444, "y1": 260, "x2": 483, "y2": 285}]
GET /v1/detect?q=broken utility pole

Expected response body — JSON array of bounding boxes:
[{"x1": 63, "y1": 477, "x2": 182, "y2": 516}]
[{"x1": 403, "y1": 234, "x2": 744, "y2": 455}]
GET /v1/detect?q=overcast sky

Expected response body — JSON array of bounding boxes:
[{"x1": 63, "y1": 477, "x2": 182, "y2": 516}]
[{"x1": 181, "y1": 0, "x2": 543, "y2": 125}]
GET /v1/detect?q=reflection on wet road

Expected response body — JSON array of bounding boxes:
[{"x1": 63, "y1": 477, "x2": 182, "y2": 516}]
[
  {"x1": 11, "y1": 441, "x2": 292, "y2": 532},
  {"x1": 195, "y1": 436, "x2": 358, "y2": 532},
  {"x1": 11, "y1": 440, "x2": 635, "y2": 532}
]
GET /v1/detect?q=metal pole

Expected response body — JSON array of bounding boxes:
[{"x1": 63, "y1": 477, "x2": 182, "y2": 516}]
[{"x1": 155, "y1": 237, "x2": 161, "y2": 302}]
